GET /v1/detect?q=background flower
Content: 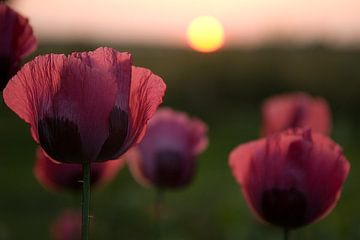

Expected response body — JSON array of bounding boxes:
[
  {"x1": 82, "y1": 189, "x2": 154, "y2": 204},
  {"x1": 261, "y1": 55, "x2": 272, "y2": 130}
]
[
  {"x1": 50, "y1": 209, "x2": 82, "y2": 240},
  {"x1": 34, "y1": 147, "x2": 124, "y2": 192},
  {"x1": 0, "y1": 3, "x2": 37, "y2": 90},
  {"x1": 229, "y1": 128, "x2": 350, "y2": 229},
  {"x1": 128, "y1": 108, "x2": 208, "y2": 189},
  {"x1": 261, "y1": 92, "x2": 331, "y2": 136}
]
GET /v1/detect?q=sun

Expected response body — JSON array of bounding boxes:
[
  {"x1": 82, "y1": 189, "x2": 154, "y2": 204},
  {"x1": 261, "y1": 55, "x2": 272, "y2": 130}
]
[{"x1": 187, "y1": 16, "x2": 225, "y2": 53}]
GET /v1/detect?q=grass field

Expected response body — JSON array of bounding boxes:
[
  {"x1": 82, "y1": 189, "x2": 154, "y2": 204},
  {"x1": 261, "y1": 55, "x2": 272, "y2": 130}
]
[{"x1": 0, "y1": 43, "x2": 359, "y2": 239}]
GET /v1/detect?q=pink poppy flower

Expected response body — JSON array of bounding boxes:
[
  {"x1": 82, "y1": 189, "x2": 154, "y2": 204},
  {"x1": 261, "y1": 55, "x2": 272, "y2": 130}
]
[
  {"x1": 51, "y1": 209, "x2": 82, "y2": 240},
  {"x1": 3, "y1": 47, "x2": 166, "y2": 163},
  {"x1": 34, "y1": 147, "x2": 124, "y2": 192},
  {"x1": 0, "y1": 4, "x2": 37, "y2": 90},
  {"x1": 229, "y1": 128, "x2": 349, "y2": 229},
  {"x1": 128, "y1": 108, "x2": 208, "y2": 189},
  {"x1": 261, "y1": 92, "x2": 331, "y2": 136}
]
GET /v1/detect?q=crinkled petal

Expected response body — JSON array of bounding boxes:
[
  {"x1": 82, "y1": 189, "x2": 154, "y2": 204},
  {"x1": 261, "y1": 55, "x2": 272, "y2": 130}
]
[
  {"x1": 3, "y1": 54, "x2": 66, "y2": 142},
  {"x1": 71, "y1": 47, "x2": 132, "y2": 110},
  {"x1": 90, "y1": 48, "x2": 132, "y2": 161},
  {"x1": 101, "y1": 66, "x2": 166, "y2": 160},
  {"x1": 55, "y1": 49, "x2": 120, "y2": 161},
  {"x1": 4, "y1": 50, "x2": 118, "y2": 162},
  {"x1": 128, "y1": 66, "x2": 166, "y2": 144}
]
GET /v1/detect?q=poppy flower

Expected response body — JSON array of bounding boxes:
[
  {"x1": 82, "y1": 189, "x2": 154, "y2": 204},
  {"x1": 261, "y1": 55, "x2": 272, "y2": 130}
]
[
  {"x1": 0, "y1": 4, "x2": 37, "y2": 90},
  {"x1": 229, "y1": 128, "x2": 349, "y2": 229},
  {"x1": 34, "y1": 147, "x2": 124, "y2": 192},
  {"x1": 128, "y1": 108, "x2": 208, "y2": 189},
  {"x1": 261, "y1": 92, "x2": 331, "y2": 136},
  {"x1": 3, "y1": 47, "x2": 166, "y2": 163},
  {"x1": 51, "y1": 209, "x2": 82, "y2": 240}
]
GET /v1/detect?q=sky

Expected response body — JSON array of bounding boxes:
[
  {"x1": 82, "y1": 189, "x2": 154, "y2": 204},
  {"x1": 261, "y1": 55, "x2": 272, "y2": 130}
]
[{"x1": 10, "y1": 0, "x2": 360, "y2": 48}]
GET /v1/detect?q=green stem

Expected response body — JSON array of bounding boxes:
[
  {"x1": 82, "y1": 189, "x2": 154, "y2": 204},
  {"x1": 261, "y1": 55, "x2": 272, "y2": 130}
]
[
  {"x1": 154, "y1": 189, "x2": 165, "y2": 239},
  {"x1": 154, "y1": 189, "x2": 164, "y2": 220},
  {"x1": 82, "y1": 161, "x2": 91, "y2": 240},
  {"x1": 284, "y1": 228, "x2": 290, "y2": 240}
]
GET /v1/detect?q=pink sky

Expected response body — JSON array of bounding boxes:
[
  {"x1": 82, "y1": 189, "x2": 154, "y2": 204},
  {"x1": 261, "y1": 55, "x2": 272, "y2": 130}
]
[{"x1": 10, "y1": 0, "x2": 360, "y2": 47}]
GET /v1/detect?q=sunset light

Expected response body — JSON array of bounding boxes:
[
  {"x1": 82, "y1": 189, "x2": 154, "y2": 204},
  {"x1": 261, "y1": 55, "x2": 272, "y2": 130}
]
[
  {"x1": 2, "y1": 1, "x2": 360, "y2": 239},
  {"x1": 187, "y1": 16, "x2": 224, "y2": 53}
]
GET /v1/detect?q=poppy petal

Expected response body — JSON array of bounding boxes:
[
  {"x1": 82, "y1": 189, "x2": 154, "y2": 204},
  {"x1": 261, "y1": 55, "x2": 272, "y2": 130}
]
[
  {"x1": 229, "y1": 129, "x2": 350, "y2": 228},
  {"x1": 4, "y1": 51, "x2": 118, "y2": 162},
  {"x1": 102, "y1": 66, "x2": 166, "y2": 160},
  {"x1": 261, "y1": 93, "x2": 331, "y2": 136},
  {"x1": 34, "y1": 147, "x2": 124, "y2": 192},
  {"x1": 128, "y1": 108, "x2": 208, "y2": 189},
  {"x1": 0, "y1": 4, "x2": 37, "y2": 90}
]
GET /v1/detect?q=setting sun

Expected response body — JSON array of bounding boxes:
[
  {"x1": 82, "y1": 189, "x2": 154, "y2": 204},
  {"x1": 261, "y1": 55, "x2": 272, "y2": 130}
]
[{"x1": 187, "y1": 16, "x2": 225, "y2": 53}]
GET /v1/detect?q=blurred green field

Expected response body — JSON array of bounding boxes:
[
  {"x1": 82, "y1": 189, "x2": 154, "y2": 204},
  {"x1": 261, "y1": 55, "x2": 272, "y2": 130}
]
[{"x1": 1, "y1": 43, "x2": 360, "y2": 239}]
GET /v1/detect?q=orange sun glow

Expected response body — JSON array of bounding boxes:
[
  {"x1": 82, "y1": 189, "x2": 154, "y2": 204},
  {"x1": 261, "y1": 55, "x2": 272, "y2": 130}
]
[{"x1": 186, "y1": 16, "x2": 225, "y2": 53}]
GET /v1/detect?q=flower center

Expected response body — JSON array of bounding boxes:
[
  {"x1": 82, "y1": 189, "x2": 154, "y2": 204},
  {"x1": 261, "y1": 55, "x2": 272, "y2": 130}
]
[
  {"x1": 97, "y1": 107, "x2": 128, "y2": 161},
  {"x1": 38, "y1": 117, "x2": 84, "y2": 163},
  {"x1": 153, "y1": 150, "x2": 185, "y2": 188},
  {"x1": 261, "y1": 188, "x2": 307, "y2": 228}
]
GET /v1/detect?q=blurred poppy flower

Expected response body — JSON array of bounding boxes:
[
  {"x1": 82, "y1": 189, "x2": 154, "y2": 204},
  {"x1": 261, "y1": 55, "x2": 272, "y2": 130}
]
[
  {"x1": 128, "y1": 108, "x2": 208, "y2": 189},
  {"x1": 34, "y1": 147, "x2": 124, "y2": 192},
  {"x1": 261, "y1": 92, "x2": 331, "y2": 136},
  {"x1": 0, "y1": 4, "x2": 37, "y2": 90},
  {"x1": 51, "y1": 209, "x2": 82, "y2": 240},
  {"x1": 3, "y1": 47, "x2": 166, "y2": 163},
  {"x1": 229, "y1": 128, "x2": 349, "y2": 229}
]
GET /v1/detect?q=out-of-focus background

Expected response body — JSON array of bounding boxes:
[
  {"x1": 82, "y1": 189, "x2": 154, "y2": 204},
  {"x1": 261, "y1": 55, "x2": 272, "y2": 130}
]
[{"x1": 1, "y1": 0, "x2": 360, "y2": 239}]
